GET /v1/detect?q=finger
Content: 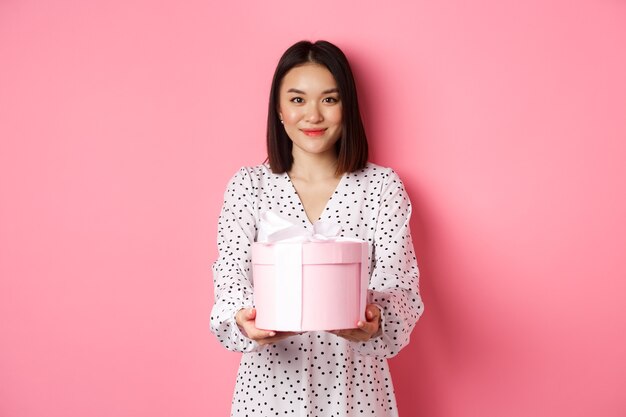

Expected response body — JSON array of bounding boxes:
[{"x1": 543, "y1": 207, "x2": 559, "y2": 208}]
[
  {"x1": 250, "y1": 329, "x2": 304, "y2": 342},
  {"x1": 247, "y1": 327, "x2": 276, "y2": 340},
  {"x1": 258, "y1": 332, "x2": 300, "y2": 345},
  {"x1": 330, "y1": 329, "x2": 347, "y2": 339},
  {"x1": 366, "y1": 305, "x2": 380, "y2": 321},
  {"x1": 332, "y1": 332, "x2": 358, "y2": 342},
  {"x1": 346, "y1": 332, "x2": 367, "y2": 342},
  {"x1": 237, "y1": 308, "x2": 255, "y2": 325},
  {"x1": 332, "y1": 329, "x2": 367, "y2": 343},
  {"x1": 356, "y1": 320, "x2": 377, "y2": 336},
  {"x1": 328, "y1": 329, "x2": 350, "y2": 338}
]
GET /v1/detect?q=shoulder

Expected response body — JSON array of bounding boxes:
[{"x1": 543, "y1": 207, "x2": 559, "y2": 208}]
[
  {"x1": 224, "y1": 163, "x2": 281, "y2": 197},
  {"x1": 230, "y1": 163, "x2": 278, "y2": 181},
  {"x1": 226, "y1": 163, "x2": 271, "y2": 182},
  {"x1": 349, "y1": 161, "x2": 404, "y2": 185}
]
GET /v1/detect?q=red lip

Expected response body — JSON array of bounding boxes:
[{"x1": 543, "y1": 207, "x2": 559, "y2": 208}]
[{"x1": 301, "y1": 128, "x2": 326, "y2": 136}]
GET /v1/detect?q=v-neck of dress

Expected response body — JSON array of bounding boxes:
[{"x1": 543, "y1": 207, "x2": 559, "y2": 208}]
[{"x1": 283, "y1": 171, "x2": 346, "y2": 227}]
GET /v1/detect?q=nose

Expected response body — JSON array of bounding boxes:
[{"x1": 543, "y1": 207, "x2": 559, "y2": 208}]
[{"x1": 304, "y1": 103, "x2": 323, "y2": 123}]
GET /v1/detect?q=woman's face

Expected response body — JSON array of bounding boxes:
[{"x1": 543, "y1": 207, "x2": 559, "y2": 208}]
[{"x1": 277, "y1": 63, "x2": 343, "y2": 160}]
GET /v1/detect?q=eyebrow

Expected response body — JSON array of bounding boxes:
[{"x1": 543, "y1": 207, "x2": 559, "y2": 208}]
[{"x1": 286, "y1": 88, "x2": 339, "y2": 94}]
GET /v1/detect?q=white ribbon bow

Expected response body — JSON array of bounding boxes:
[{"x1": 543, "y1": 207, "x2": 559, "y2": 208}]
[{"x1": 257, "y1": 211, "x2": 358, "y2": 243}]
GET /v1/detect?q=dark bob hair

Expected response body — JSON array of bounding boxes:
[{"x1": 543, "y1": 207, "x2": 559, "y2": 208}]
[{"x1": 266, "y1": 40, "x2": 368, "y2": 175}]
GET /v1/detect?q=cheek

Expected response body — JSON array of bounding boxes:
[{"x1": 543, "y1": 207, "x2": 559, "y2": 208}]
[
  {"x1": 282, "y1": 109, "x2": 302, "y2": 124},
  {"x1": 326, "y1": 108, "x2": 343, "y2": 125}
]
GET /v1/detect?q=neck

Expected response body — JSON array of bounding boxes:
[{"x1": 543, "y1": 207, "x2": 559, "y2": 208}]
[{"x1": 289, "y1": 149, "x2": 339, "y2": 181}]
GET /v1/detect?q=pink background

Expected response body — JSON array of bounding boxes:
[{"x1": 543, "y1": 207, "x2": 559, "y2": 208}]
[{"x1": 1, "y1": 1, "x2": 625, "y2": 416}]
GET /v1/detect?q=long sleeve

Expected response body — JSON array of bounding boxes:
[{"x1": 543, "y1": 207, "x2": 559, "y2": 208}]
[
  {"x1": 348, "y1": 168, "x2": 424, "y2": 358},
  {"x1": 209, "y1": 167, "x2": 263, "y2": 353}
]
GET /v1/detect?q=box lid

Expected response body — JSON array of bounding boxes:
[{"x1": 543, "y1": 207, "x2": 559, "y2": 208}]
[{"x1": 252, "y1": 241, "x2": 366, "y2": 265}]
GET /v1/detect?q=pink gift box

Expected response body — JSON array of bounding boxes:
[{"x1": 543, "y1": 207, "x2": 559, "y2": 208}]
[{"x1": 252, "y1": 241, "x2": 369, "y2": 331}]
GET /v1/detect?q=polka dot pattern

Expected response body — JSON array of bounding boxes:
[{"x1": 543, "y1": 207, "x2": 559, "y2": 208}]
[{"x1": 210, "y1": 162, "x2": 423, "y2": 416}]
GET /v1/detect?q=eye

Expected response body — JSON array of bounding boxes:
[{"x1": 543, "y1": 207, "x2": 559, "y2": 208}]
[
  {"x1": 323, "y1": 96, "x2": 340, "y2": 104},
  {"x1": 290, "y1": 97, "x2": 304, "y2": 104}
]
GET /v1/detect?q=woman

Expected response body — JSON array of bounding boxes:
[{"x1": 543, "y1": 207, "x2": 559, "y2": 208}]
[{"x1": 210, "y1": 40, "x2": 424, "y2": 416}]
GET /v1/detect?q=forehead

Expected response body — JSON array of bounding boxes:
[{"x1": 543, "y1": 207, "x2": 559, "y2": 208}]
[{"x1": 280, "y1": 63, "x2": 337, "y2": 91}]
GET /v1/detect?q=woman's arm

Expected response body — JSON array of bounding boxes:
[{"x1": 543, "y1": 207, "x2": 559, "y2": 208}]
[
  {"x1": 209, "y1": 167, "x2": 263, "y2": 352},
  {"x1": 345, "y1": 168, "x2": 424, "y2": 358}
]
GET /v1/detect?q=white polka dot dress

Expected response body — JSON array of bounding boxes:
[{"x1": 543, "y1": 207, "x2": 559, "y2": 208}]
[{"x1": 210, "y1": 162, "x2": 424, "y2": 417}]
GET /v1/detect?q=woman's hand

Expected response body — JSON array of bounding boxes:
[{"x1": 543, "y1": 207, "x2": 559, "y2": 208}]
[
  {"x1": 235, "y1": 308, "x2": 301, "y2": 345},
  {"x1": 329, "y1": 304, "x2": 381, "y2": 342}
]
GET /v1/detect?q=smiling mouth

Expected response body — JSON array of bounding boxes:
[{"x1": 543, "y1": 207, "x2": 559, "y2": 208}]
[{"x1": 301, "y1": 129, "x2": 326, "y2": 137}]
